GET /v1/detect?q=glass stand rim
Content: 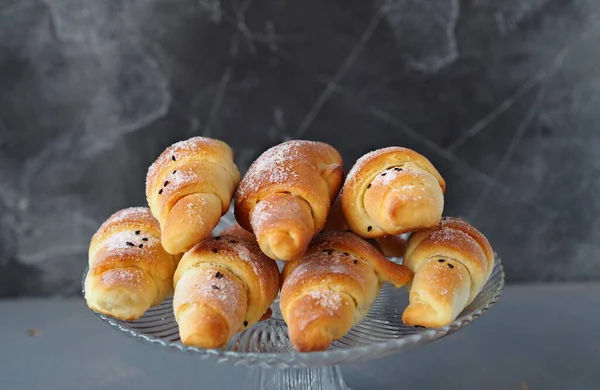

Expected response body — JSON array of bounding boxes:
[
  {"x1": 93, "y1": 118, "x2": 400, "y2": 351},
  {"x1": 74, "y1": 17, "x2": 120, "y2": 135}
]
[{"x1": 86, "y1": 257, "x2": 504, "y2": 368}]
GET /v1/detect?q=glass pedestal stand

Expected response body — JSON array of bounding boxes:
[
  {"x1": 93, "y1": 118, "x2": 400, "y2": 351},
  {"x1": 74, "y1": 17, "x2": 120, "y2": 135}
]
[
  {"x1": 245, "y1": 365, "x2": 349, "y2": 390},
  {"x1": 84, "y1": 212, "x2": 505, "y2": 390}
]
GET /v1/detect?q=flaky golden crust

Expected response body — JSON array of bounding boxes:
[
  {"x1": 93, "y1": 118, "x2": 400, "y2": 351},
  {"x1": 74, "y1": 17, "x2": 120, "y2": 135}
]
[
  {"x1": 402, "y1": 257, "x2": 471, "y2": 328},
  {"x1": 440, "y1": 217, "x2": 494, "y2": 276},
  {"x1": 405, "y1": 217, "x2": 494, "y2": 279},
  {"x1": 174, "y1": 265, "x2": 247, "y2": 348},
  {"x1": 280, "y1": 231, "x2": 412, "y2": 352},
  {"x1": 85, "y1": 207, "x2": 178, "y2": 321},
  {"x1": 341, "y1": 147, "x2": 446, "y2": 238},
  {"x1": 402, "y1": 218, "x2": 494, "y2": 328},
  {"x1": 173, "y1": 235, "x2": 280, "y2": 348},
  {"x1": 249, "y1": 193, "x2": 315, "y2": 260},
  {"x1": 146, "y1": 137, "x2": 241, "y2": 254},
  {"x1": 234, "y1": 140, "x2": 344, "y2": 261},
  {"x1": 308, "y1": 231, "x2": 413, "y2": 287}
]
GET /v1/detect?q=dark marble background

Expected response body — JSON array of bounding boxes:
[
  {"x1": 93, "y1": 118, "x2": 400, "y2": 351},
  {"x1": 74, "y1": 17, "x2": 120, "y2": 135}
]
[{"x1": 0, "y1": 0, "x2": 598, "y2": 296}]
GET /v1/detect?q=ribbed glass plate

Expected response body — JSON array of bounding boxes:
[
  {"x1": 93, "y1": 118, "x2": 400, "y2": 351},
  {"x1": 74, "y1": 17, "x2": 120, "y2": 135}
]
[{"x1": 84, "y1": 211, "x2": 505, "y2": 369}]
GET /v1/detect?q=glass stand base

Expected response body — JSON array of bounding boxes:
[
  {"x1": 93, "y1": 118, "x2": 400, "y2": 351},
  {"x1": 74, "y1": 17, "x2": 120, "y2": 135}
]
[{"x1": 244, "y1": 365, "x2": 351, "y2": 390}]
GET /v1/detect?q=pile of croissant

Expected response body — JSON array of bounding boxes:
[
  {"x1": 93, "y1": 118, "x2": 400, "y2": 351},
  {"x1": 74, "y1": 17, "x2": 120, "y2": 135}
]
[{"x1": 84, "y1": 137, "x2": 494, "y2": 352}]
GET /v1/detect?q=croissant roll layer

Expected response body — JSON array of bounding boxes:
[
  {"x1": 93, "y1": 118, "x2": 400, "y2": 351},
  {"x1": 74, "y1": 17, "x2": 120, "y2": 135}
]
[
  {"x1": 85, "y1": 207, "x2": 178, "y2": 321},
  {"x1": 173, "y1": 235, "x2": 280, "y2": 348},
  {"x1": 402, "y1": 218, "x2": 494, "y2": 328},
  {"x1": 402, "y1": 256, "x2": 472, "y2": 328},
  {"x1": 234, "y1": 140, "x2": 344, "y2": 261},
  {"x1": 250, "y1": 193, "x2": 315, "y2": 260},
  {"x1": 405, "y1": 217, "x2": 495, "y2": 280},
  {"x1": 146, "y1": 137, "x2": 241, "y2": 254},
  {"x1": 280, "y1": 231, "x2": 413, "y2": 352},
  {"x1": 174, "y1": 265, "x2": 248, "y2": 348},
  {"x1": 341, "y1": 147, "x2": 446, "y2": 238}
]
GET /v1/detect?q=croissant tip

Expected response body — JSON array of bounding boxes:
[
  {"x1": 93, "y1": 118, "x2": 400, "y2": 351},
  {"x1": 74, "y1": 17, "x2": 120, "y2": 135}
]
[{"x1": 402, "y1": 301, "x2": 449, "y2": 328}]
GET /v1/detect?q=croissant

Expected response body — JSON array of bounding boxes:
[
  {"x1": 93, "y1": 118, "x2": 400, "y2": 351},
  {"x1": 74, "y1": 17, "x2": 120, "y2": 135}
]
[
  {"x1": 402, "y1": 217, "x2": 494, "y2": 328},
  {"x1": 173, "y1": 235, "x2": 280, "y2": 348},
  {"x1": 280, "y1": 231, "x2": 413, "y2": 352},
  {"x1": 234, "y1": 140, "x2": 344, "y2": 261},
  {"x1": 213, "y1": 224, "x2": 275, "y2": 320},
  {"x1": 146, "y1": 137, "x2": 241, "y2": 254},
  {"x1": 84, "y1": 207, "x2": 178, "y2": 321},
  {"x1": 325, "y1": 195, "x2": 407, "y2": 258},
  {"x1": 341, "y1": 147, "x2": 446, "y2": 238}
]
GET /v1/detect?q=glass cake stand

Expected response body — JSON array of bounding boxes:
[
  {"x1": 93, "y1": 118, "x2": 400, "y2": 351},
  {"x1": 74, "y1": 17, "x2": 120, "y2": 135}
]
[{"x1": 83, "y1": 211, "x2": 505, "y2": 390}]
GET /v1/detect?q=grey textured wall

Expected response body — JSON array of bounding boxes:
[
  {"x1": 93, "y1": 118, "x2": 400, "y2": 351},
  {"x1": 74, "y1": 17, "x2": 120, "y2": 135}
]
[{"x1": 1, "y1": 0, "x2": 599, "y2": 296}]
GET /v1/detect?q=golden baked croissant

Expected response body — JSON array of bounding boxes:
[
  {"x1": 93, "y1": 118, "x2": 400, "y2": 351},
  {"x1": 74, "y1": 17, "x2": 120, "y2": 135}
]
[
  {"x1": 84, "y1": 207, "x2": 178, "y2": 321},
  {"x1": 402, "y1": 217, "x2": 494, "y2": 328},
  {"x1": 214, "y1": 226, "x2": 275, "y2": 320},
  {"x1": 173, "y1": 235, "x2": 280, "y2": 348},
  {"x1": 280, "y1": 231, "x2": 413, "y2": 352},
  {"x1": 234, "y1": 140, "x2": 344, "y2": 261},
  {"x1": 341, "y1": 147, "x2": 446, "y2": 238},
  {"x1": 325, "y1": 195, "x2": 408, "y2": 258},
  {"x1": 146, "y1": 137, "x2": 241, "y2": 254}
]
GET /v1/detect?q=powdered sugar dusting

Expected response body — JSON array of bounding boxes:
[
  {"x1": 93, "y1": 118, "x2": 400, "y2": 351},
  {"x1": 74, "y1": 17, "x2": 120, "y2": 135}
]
[
  {"x1": 146, "y1": 157, "x2": 162, "y2": 187},
  {"x1": 249, "y1": 196, "x2": 309, "y2": 230},
  {"x1": 429, "y1": 228, "x2": 462, "y2": 246},
  {"x1": 238, "y1": 141, "x2": 313, "y2": 196},
  {"x1": 170, "y1": 137, "x2": 217, "y2": 152},
  {"x1": 250, "y1": 199, "x2": 278, "y2": 229},
  {"x1": 389, "y1": 185, "x2": 434, "y2": 203},
  {"x1": 285, "y1": 250, "x2": 366, "y2": 286},
  {"x1": 415, "y1": 227, "x2": 487, "y2": 288},
  {"x1": 197, "y1": 271, "x2": 241, "y2": 308},
  {"x1": 178, "y1": 267, "x2": 243, "y2": 315},
  {"x1": 311, "y1": 231, "x2": 380, "y2": 260},
  {"x1": 105, "y1": 207, "x2": 151, "y2": 225},
  {"x1": 345, "y1": 147, "x2": 440, "y2": 191},
  {"x1": 169, "y1": 169, "x2": 200, "y2": 187},
  {"x1": 100, "y1": 268, "x2": 142, "y2": 289},
  {"x1": 440, "y1": 217, "x2": 494, "y2": 265},
  {"x1": 353, "y1": 147, "x2": 397, "y2": 171},
  {"x1": 378, "y1": 164, "x2": 429, "y2": 186},
  {"x1": 283, "y1": 261, "x2": 312, "y2": 285},
  {"x1": 379, "y1": 167, "x2": 403, "y2": 185},
  {"x1": 346, "y1": 147, "x2": 400, "y2": 185},
  {"x1": 307, "y1": 289, "x2": 342, "y2": 311},
  {"x1": 230, "y1": 242, "x2": 263, "y2": 276},
  {"x1": 104, "y1": 230, "x2": 158, "y2": 249},
  {"x1": 146, "y1": 137, "x2": 224, "y2": 188},
  {"x1": 183, "y1": 196, "x2": 208, "y2": 224},
  {"x1": 423, "y1": 258, "x2": 464, "y2": 297},
  {"x1": 95, "y1": 229, "x2": 161, "y2": 264}
]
